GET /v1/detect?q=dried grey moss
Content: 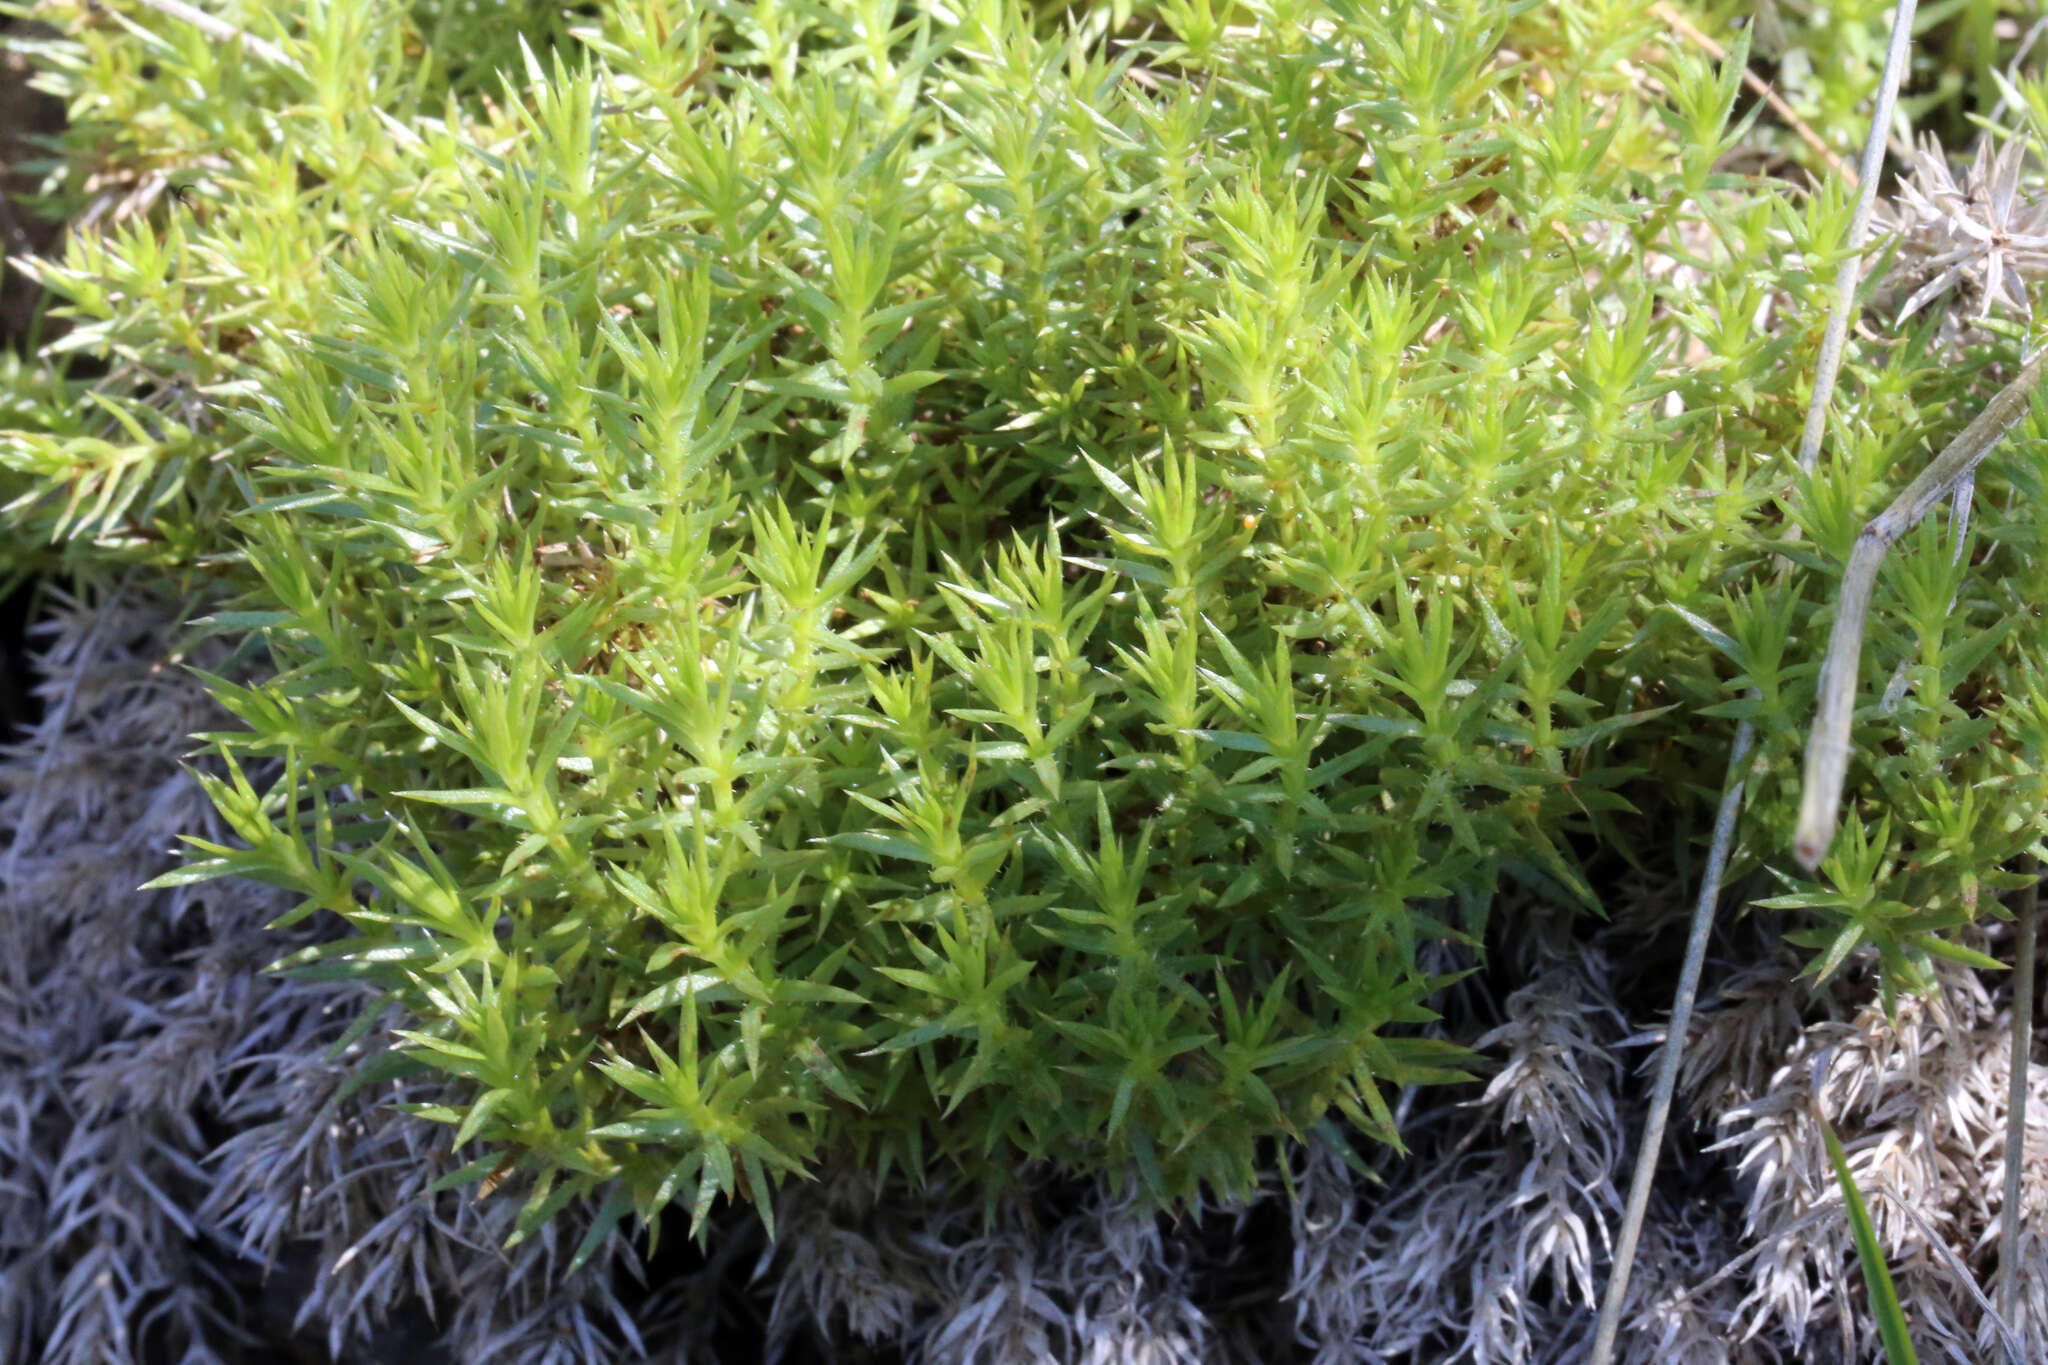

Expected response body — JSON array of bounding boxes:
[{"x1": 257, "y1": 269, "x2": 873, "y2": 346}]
[
  {"x1": 1872, "y1": 132, "x2": 2048, "y2": 327},
  {"x1": 1, "y1": 580, "x2": 295, "y2": 1365},
  {"x1": 1689, "y1": 949, "x2": 2048, "y2": 1363},
  {"x1": 0, "y1": 581, "x2": 718, "y2": 1364},
  {"x1": 6, "y1": 574, "x2": 2043, "y2": 1365}
]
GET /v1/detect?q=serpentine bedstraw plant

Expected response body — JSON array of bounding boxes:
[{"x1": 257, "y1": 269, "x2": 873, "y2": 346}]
[{"x1": 4, "y1": 0, "x2": 2048, "y2": 1338}]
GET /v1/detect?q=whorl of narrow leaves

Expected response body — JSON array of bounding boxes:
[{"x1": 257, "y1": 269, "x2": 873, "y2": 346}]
[{"x1": 7, "y1": 0, "x2": 2048, "y2": 1255}]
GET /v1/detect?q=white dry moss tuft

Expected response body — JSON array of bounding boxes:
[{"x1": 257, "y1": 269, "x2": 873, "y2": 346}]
[
  {"x1": 1692, "y1": 951, "x2": 2048, "y2": 1363},
  {"x1": 1873, "y1": 132, "x2": 2048, "y2": 327}
]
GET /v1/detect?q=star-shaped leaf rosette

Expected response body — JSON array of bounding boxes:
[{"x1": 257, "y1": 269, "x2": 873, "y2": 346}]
[{"x1": 1874, "y1": 132, "x2": 2048, "y2": 325}]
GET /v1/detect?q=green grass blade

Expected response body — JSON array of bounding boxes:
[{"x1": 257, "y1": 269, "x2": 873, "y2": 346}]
[{"x1": 1819, "y1": 1115, "x2": 1919, "y2": 1365}]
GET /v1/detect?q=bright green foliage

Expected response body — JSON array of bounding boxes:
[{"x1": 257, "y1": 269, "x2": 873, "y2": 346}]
[{"x1": 8, "y1": 0, "x2": 2048, "y2": 1252}]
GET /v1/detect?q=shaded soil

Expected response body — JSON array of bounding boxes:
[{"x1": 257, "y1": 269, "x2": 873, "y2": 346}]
[{"x1": 1, "y1": 16, "x2": 67, "y2": 352}]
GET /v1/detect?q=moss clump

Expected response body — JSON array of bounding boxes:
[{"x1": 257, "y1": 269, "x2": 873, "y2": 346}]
[{"x1": 7, "y1": 0, "x2": 2048, "y2": 1282}]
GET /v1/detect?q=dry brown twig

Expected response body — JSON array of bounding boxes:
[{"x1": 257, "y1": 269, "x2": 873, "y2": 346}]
[{"x1": 1649, "y1": 1, "x2": 1860, "y2": 187}]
